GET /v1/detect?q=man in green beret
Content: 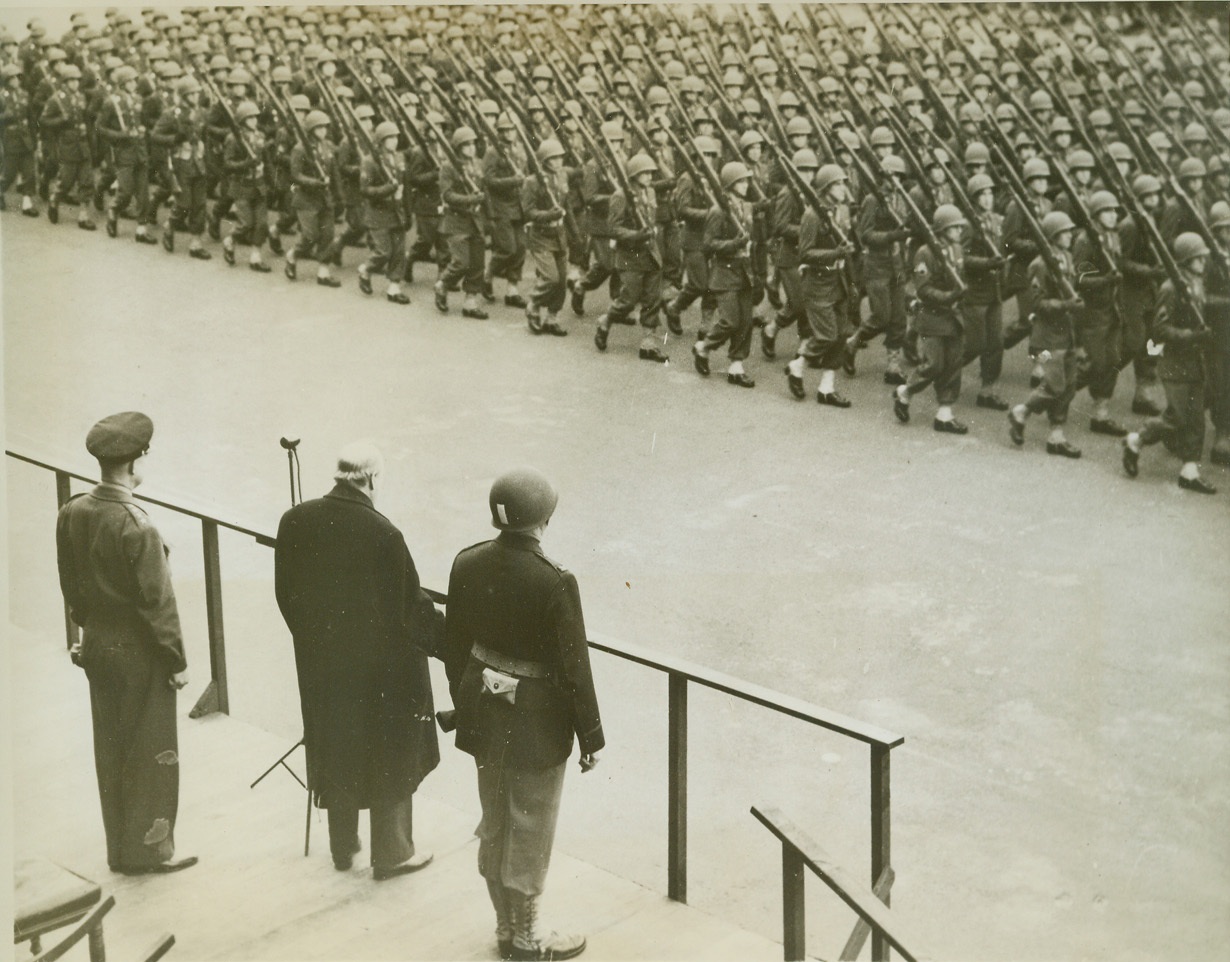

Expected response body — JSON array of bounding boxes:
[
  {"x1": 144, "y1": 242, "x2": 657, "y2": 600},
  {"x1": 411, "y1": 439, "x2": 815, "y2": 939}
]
[{"x1": 55, "y1": 412, "x2": 197, "y2": 874}]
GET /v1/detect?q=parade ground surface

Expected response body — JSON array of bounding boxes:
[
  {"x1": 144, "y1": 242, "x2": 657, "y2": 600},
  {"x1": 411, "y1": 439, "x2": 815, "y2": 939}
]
[{"x1": 4, "y1": 210, "x2": 1229, "y2": 962}]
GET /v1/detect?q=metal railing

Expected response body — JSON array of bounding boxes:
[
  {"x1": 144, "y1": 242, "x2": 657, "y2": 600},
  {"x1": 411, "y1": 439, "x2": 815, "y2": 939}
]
[
  {"x1": 9, "y1": 448, "x2": 905, "y2": 937},
  {"x1": 753, "y1": 805, "x2": 922, "y2": 962}
]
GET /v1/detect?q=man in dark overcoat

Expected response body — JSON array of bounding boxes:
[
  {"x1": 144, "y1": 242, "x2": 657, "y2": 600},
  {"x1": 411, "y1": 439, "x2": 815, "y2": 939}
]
[
  {"x1": 56, "y1": 411, "x2": 197, "y2": 875},
  {"x1": 444, "y1": 467, "x2": 603, "y2": 962},
  {"x1": 275, "y1": 441, "x2": 442, "y2": 880}
]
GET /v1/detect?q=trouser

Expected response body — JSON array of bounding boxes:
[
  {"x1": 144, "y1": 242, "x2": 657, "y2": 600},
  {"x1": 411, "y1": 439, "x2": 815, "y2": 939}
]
[
  {"x1": 53, "y1": 157, "x2": 92, "y2": 204},
  {"x1": 674, "y1": 249, "x2": 716, "y2": 317},
  {"x1": 1137, "y1": 379, "x2": 1208, "y2": 463},
  {"x1": 702, "y1": 287, "x2": 755, "y2": 361},
  {"x1": 81, "y1": 640, "x2": 180, "y2": 870},
  {"x1": 660, "y1": 221, "x2": 682, "y2": 290},
  {"x1": 488, "y1": 217, "x2": 526, "y2": 283},
  {"x1": 476, "y1": 750, "x2": 566, "y2": 897},
  {"x1": 1022, "y1": 348, "x2": 1078, "y2": 425},
  {"x1": 440, "y1": 232, "x2": 485, "y2": 293},
  {"x1": 961, "y1": 299, "x2": 1004, "y2": 388},
  {"x1": 775, "y1": 262, "x2": 812, "y2": 337},
  {"x1": 579, "y1": 235, "x2": 617, "y2": 295},
  {"x1": 1123, "y1": 297, "x2": 1160, "y2": 389},
  {"x1": 528, "y1": 245, "x2": 567, "y2": 314},
  {"x1": 852, "y1": 272, "x2": 907, "y2": 351},
  {"x1": 608, "y1": 266, "x2": 662, "y2": 329},
  {"x1": 170, "y1": 170, "x2": 207, "y2": 236},
  {"x1": 113, "y1": 162, "x2": 151, "y2": 225},
  {"x1": 409, "y1": 213, "x2": 447, "y2": 267},
  {"x1": 326, "y1": 795, "x2": 415, "y2": 869},
  {"x1": 565, "y1": 214, "x2": 588, "y2": 271},
  {"x1": 1079, "y1": 314, "x2": 1122, "y2": 401},
  {"x1": 797, "y1": 293, "x2": 850, "y2": 367},
  {"x1": 293, "y1": 202, "x2": 342, "y2": 263},
  {"x1": 3, "y1": 143, "x2": 36, "y2": 194},
  {"x1": 147, "y1": 159, "x2": 176, "y2": 223},
  {"x1": 364, "y1": 225, "x2": 406, "y2": 279},
  {"x1": 905, "y1": 332, "x2": 965, "y2": 405},
  {"x1": 231, "y1": 193, "x2": 268, "y2": 248},
  {"x1": 1003, "y1": 277, "x2": 1035, "y2": 350},
  {"x1": 1213, "y1": 314, "x2": 1230, "y2": 433}
]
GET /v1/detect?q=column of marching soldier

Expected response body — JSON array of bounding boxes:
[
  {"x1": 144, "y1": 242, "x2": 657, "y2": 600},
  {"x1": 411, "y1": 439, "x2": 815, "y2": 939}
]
[{"x1": 3, "y1": 3, "x2": 1229, "y2": 493}]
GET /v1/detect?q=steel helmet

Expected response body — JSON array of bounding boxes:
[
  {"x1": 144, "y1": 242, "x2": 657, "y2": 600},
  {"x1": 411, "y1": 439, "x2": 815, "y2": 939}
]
[
  {"x1": 1107, "y1": 142, "x2": 1133, "y2": 163},
  {"x1": 114, "y1": 65, "x2": 138, "y2": 83},
  {"x1": 60, "y1": 64, "x2": 82, "y2": 79},
  {"x1": 374, "y1": 120, "x2": 399, "y2": 140},
  {"x1": 489, "y1": 467, "x2": 558, "y2": 531},
  {"x1": 646, "y1": 85, "x2": 670, "y2": 107},
  {"x1": 1066, "y1": 149, "x2": 1094, "y2": 170},
  {"x1": 739, "y1": 97, "x2": 762, "y2": 117},
  {"x1": 958, "y1": 102, "x2": 985, "y2": 123},
  {"x1": 304, "y1": 110, "x2": 330, "y2": 131},
  {"x1": 495, "y1": 112, "x2": 516, "y2": 131},
  {"x1": 1028, "y1": 90, "x2": 1053, "y2": 111},
  {"x1": 777, "y1": 90, "x2": 801, "y2": 109},
  {"x1": 681, "y1": 75, "x2": 704, "y2": 95},
  {"x1": 882, "y1": 154, "x2": 907, "y2": 175},
  {"x1": 1210, "y1": 155, "x2": 1227, "y2": 176},
  {"x1": 1147, "y1": 131, "x2": 1173, "y2": 151},
  {"x1": 1041, "y1": 210, "x2": 1076, "y2": 239},
  {"x1": 815, "y1": 163, "x2": 846, "y2": 192},
  {"x1": 994, "y1": 103, "x2": 1016, "y2": 122},
  {"x1": 536, "y1": 138, "x2": 565, "y2": 163},
  {"x1": 1048, "y1": 115, "x2": 1073, "y2": 134},
  {"x1": 424, "y1": 111, "x2": 446, "y2": 127},
  {"x1": 1182, "y1": 80, "x2": 1206, "y2": 100},
  {"x1": 1132, "y1": 174, "x2": 1162, "y2": 198},
  {"x1": 1182, "y1": 122, "x2": 1209, "y2": 144},
  {"x1": 477, "y1": 99, "x2": 499, "y2": 117},
  {"x1": 933, "y1": 204, "x2": 967, "y2": 231},
  {"x1": 1087, "y1": 190, "x2": 1120, "y2": 215},
  {"x1": 531, "y1": 64, "x2": 552, "y2": 82},
  {"x1": 450, "y1": 125, "x2": 477, "y2": 148},
  {"x1": 967, "y1": 173, "x2": 994, "y2": 196},
  {"x1": 289, "y1": 93, "x2": 311, "y2": 112},
  {"x1": 1178, "y1": 157, "x2": 1207, "y2": 179},
  {"x1": 818, "y1": 76, "x2": 840, "y2": 96},
  {"x1": 964, "y1": 142, "x2": 991, "y2": 166},
  {"x1": 720, "y1": 161, "x2": 752, "y2": 190},
  {"x1": 1173, "y1": 231, "x2": 1210, "y2": 263},
  {"x1": 175, "y1": 75, "x2": 201, "y2": 96},
  {"x1": 227, "y1": 66, "x2": 252, "y2": 85},
  {"x1": 901, "y1": 85, "x2": 924, "y2": 104},
  {"x1": 1161, "y1": 90, "x2": 1184, "y2": 110},
  {"x1": 235, "y1": 100, "x2": 260, "y2": 122},
  {"x1": 739, "y1": 129, "x2": 764, "y2": 149},
  {"x1": 1088, "y1": 108, "x2": 1112, "y2": 128},
  {"x1": 354, "y1": 103, "x2": 376, "y2": 120},
  {"x1": 792, "y1": 148, "x2": 819, "y2": 171},
  {"x1": 599, "y1": 120, "x2": 625, "y2": 141},
  {"x1": 271, "y1": 64, "x2": 293, "y2": 83},
  {"x1": 1208, "y1": 201, "x2": 1230, "y2": 229},
  {"x1": 1022, "y1": 157, "x2": 1050, "y2": 180},
  {"x1": 869, "y1": 125, "x2": 895, "y2": 147},
  {"x1": 785, "y1": 115, "x2": 812, "y2": 137},
  {"x1": 627, "y1": 152, "x2": 658, "y2": 178}
]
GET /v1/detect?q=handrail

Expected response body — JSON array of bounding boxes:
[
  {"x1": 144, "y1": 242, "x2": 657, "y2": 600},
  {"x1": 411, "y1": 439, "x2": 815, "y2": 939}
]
[
  {"x1": 752, "y1": 805, "x2": 922, "y2": 962},
  {"x1": 10, "y1": 446, "x2": 904, "y2": 920}
]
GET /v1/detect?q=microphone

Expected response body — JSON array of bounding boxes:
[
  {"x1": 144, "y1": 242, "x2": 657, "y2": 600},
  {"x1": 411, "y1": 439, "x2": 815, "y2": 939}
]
[{"x1": 280, "y1": 437, "x2": 301, "y2": 451}]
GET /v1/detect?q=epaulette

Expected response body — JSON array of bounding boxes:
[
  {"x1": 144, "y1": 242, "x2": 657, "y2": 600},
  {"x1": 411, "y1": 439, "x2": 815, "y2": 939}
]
[
  {"x1": 536, "y1": 550, "x2": 570, "y2": 575},
  {"x1": 120, "y1": 501, "x2": 151, "y2": 528}
]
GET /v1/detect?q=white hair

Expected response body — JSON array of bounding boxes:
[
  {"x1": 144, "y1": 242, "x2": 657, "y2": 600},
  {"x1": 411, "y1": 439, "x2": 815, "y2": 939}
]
[{"x1": 334, "y1": 440, "x2": 385, "y2": 484}]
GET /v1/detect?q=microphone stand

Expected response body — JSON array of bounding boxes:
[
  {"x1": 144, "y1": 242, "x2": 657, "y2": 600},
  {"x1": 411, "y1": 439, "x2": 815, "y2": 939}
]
[{"x1": 250, "y1": 436, "x2": 313, "y2": 856}]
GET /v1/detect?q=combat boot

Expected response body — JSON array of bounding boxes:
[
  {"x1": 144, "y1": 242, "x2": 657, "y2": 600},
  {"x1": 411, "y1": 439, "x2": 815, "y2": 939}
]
[
  {"x1": 510, "y1": 893, "x2": 586, "y2": 962},
  {"x1": 883, "y1": 349, "x2": 907, "y2": 385},
  {"x1": 487, "y1": 880, "x2": 514, "y2": 960},
  {"x1": 48, "y1": 189, "x2": 59, "y2": 224}
]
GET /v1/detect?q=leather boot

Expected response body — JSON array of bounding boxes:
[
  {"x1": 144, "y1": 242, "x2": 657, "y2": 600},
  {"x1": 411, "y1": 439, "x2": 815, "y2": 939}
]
[
  {"x1": 883, "y1": 348, "x2": 907, "y2": 385},
  {"x1": 487, "y1": 880, "x2": 514, "y2": 960},
  {"x1": 510, "y1": 892, "x2": 586, "y2": 962}
]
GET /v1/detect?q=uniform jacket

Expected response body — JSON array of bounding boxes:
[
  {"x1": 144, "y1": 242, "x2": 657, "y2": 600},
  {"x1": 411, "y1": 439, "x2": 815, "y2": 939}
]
[
  {"x1": 856, "y1": 189, "x2": 909, "y2": 280},
  {"x1": 223, "y1": 128, "x2": 267, "y2": 199},
  {"x1": 581, "y1": 157, "x2": 617, "y2": 237},
  {"x1": 521, "y1": 169, "x2": 568, "y2": 253},
  {"x1": 290, "y1": 138, "x2": 334, "y2": 209},
  {"x1": 1027, "y1": 248, "x2": 1078, "y2": 352},
  {"x1": 608, "y1": 184, "x2": 661, "y2": 271},
  {"x1": 912, "y1": 241, "x2": 965, "y2": 336},
  {"x1": 1, "y1": 86, "x2": 36, "y2": 151},
  {"x1": 405, "y1": 145, "x2": 441, "y2": 217},
  {"x1": 275, "y1": 482, "x2": 441, "y2": 808},
  {"x1": 151, "y1": 102, "x2": 206, "y2": 176},
  {"x1": 771, "y1": 184, "x2": 805, "y2": 269},
  {"x1": 798, "y1": 203, "x2": 853, "y2": 301},
  {"x1": 1003, "y1": 194, "x2": 1053, "y2": 291},
  {"x1": 963, "y1": 209, "x2": 1004, "y2": 306},
  {"x1": 483, "y1": 140, "x2": 526, "y2": 222},
  {"x1": 704, "y1": 196, "x2": 761, "y2": 291},
  {"x1": 40, "y1": 89, "x2": 90, "y2": 162},
  {"x1": 1073, "y1": 226, "x2": 1122, "y2": 316},
  {"x1": 56, "y1": 483, "x2": 187, "y2": 674},
  {"x1": 98, "y1": 90, "x2": 148, "y2": 167},
  {"x1": 672, "y1": 171, "x2": 710, "y2": 252},
  {"x1": 444, "y1": 531, "x2": 604, "y2": 770},
  {"x1": 1152, "y1": 277, "x2": 1211, "y2": 383},
  {"x1": 360, "y1": 148, "x2": 406, "y2": 230},
  {"x1": 440, "y1": 157, "x2": 485, "y2": 236}
]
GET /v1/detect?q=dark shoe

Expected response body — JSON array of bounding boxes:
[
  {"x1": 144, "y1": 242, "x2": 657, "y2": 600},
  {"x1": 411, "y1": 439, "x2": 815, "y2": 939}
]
[
  {"x1": 692, "y1": 344, "x2": 710, "y2": 376},
  {"x1": 403, "y1": 261, "x2": 414, "y2": 284},
  {"x1": 883, "y1": 369, "x2": 907, "y2": 386},
  {"x1": 639, "y1": 346, "x2": 668, "y2": 363},
  {"x1": 388, "y1": 291, "x2": 411, "y2": 305},
  {"x1": 482, "y1": 279, "x2": 496, "y2": 303},
  {"x1": 116, "y1": 856, "x2": 198, "y2": 876},
  {"x1": 462, "y1": 306, "x2": 489, "y2": 319},
  {"x1": 594, "y1": 317, "x2": 610, "y2": 351},
  {"x1": 1008, "y1": 410, "x2": 1026, "y2": 446},
  {"x1": 841, "y1": 344, "x2": 857, "y2": 376},
  {"x1": 78, "y1": 219, "x2": 96, "y2": 232},
  {"x1": 268, "y1": 232, "x2": 284, "y2": 256},
  {"x1": 541, "y1": 321, "x2": 568, "y2": 337},
  {"x1": 249, "y1": 260, "x2": 272, "y2": 273},
  {"x1": 504, "y1": 293, "x2": 527, "y2": 309},
  {"x1": 818, "y1": 391, "x2": 852, "y2": 408},
  {"x1": 433, "y1": 282, "x2": 447, "y2": 312},
  {"x1": 222, "y1": 240, "x2": 235, "y2": 266},
  {"x1": 786, "y1": 367, "x2": 805, "y2": 400},
  {"x1": 333, "y1": 838, "x2": 360, "y2": 871},
  {"x1": 1131, "y1": 397, "x2": 1162, "y2": 416},
  {"x1": 359, "y1": 271, "x2": 373, "y2": 295},
  {"x1": 373, "y1": 852, "x2": 433, "y2": 881},
  {"x1": 570, "y1": 286, "x2": 585, "y2": 316},
  {"x1": 499, "y1": 940, "x2": 513, "y2": 961},
  {"x1": 1029, "y1": 374, "x2": 1042, "y2": 388},
  {"x1": 665, "y1": 302, "x2": 682, "y2": 335},
  {"x1": 284, "y1": 259, "x2": 297, "y2": 280},
  {"x1": 135, "y1": 231, "x2": 159, "y2": 245},
  {"x1": 976, "y1": 392, "x2": 1009, "y2": 411},
  {"x1": 106, "y1": 212, "x2": 118, "y2": 238},
  {"x1": 317, "y1": 275, "x2": 341, "y2": 288},
  {"x1": 509, "y1": 934, "x2": 587, "y2": 961},
  {"x1": 21, "y1": 205, "x2": 40, "y2": 218},
  {"x1": 892, "y1": 389, "x2": 910, "y2": 424},
  {"x1": 161, "y1": 230, "x2": 173, "y2": 252},
  {"x1": 189, "y1": 247, "x2": 212, "y2": 261},
  {"x1": 1090, "y1": 418, "x2": 1128, "y2": 437},
  {"x1": 1046, "y1": 440, "x2": 1082, "y2": 459},
  {"x1": 933, "y1": 417, "x2": 969, "y2": 434},
  {"x1": 1121, "y1": 440, "x2": 1139, "y2": 478},
  {"x1": 761, "y1": 327, "x2": 777, "y2": 360},
  {"x1": 1178, "y1": 475, "x2": 1217, "y2": 495},
  {"x1": 727, "y1": 371, "x2": 756, "y2": 388},
  {"x1": 48, "y1": 200, "x2": 59, "y2": 224}
]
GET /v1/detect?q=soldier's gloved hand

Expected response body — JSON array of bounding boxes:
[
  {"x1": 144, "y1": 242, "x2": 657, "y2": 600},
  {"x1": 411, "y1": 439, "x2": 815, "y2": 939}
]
[
  {"x1": 1062, "y1": 297, "x2": 1084, "y2": 311},
  {"x1": 579, "y1": 753, "x2": 600, "y2": 773},
  {"x1": 169, "y1": 670, "x2": 190, "y2": 691},
  {"x1": 69, "y1": 642, "x2": 83, "y2": 667}
]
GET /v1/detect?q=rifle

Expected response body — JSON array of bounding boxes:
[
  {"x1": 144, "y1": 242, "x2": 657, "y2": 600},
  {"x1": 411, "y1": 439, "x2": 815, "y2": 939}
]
[
  {"x1": 255, "y1": 72, "x2": 329, "y2": 182},
  {"x1": 310, "y1": 65, "x2": 356, "y2": 157},
  {"x1": 760, "y1": 136, "x2": 856, "y2": 254},
  {"x1": 198, "y1": 70, "x2": 255, "y2": 160},
  {"x1": 369, "y1": 73, "x2": 433, "y2": 160},
  {"x1": 516, "y1": 114, "x2": 580, "y2": 242},
  {"x1": 880, "y1": 104, "x2": 938, "y2": 209},
  {"x1": 337, "y1": 95, "x2": 393, "y2": 186},
  {"x1": 912, "y1": 118, "x2": 998, "y2": 263},
  {"x1": 885, "y1": 172, "x2": 965, "y2": 294},
  {"x1": 641, "y1": 44, "x2": 696, "y2": 137}
]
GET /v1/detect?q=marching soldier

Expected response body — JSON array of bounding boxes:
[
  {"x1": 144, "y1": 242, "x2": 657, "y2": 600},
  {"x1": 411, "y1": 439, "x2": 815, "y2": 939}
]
[
  {"x1": 358, "y1": 119, "x2": 410, "y2": 304},
  {"x1": 571, "y1": 120, "x2": 626, "y2": 317},
  {"x1": 961, "y1": 173, "x2": 1009, "y2": 411},
  {"x1": 482, "y1": 113, "x2": 528, "y2": 310},
  {"x1": 521, "y1": 138, "x2": 571, "y2": 337},
  {"x1": 98, "y1": 65, "x2": 156, "y2": 243},
  {"x1": 150, "y1": 74, "x2": 210, "y2": 259},
  {"x1": 434, "y1": 125, "x2": 488, "y2": 318},
  {"x1": 0, "y1": 62, "x2": 40, "y2": 216},
  {"x1": 40, "y1": 63, "x2": 95, "y2": 229},
  {"x1": 664, "y1": 135, "x2": 721, "y2": 340},
  {"x1": 285, "y1": 109, "x2": 343, "y2": 288},
  {"x1": 220, "y1": 100, "x2": 271, "y2": 272},
  {"x1": 1073, "y1": 190, "x2": 1129, "y2": 437}
]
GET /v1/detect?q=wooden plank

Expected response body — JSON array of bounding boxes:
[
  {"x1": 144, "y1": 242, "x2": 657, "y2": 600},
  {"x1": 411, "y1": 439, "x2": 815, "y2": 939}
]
[{"x1": 841, "y1": 867, "x2": 895, "y2": 962}]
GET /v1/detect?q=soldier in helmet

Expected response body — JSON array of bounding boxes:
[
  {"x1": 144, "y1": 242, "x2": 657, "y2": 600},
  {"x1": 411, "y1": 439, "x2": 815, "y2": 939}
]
[
  {"x1": 98, "y1": 64, "x2": 156, "y2": 242},
  {"x1": 1002, "y1": 157, "x2": 1055, "y2": 377},
  {"x1": 1119, "y1": 174, "x2": 1168, "y2": 416},
  {"x1": 220, "y1": 99, "x2": 271, "y2": 271},
  {"x1": 521, "y1": 137, "x2": 571, "y2": 337},
  {"x1": 443, "y1": 467, "x2": 603, "y2": 962},
  {"x1": 1207, "y1": 202, "x2": 1230, "y2": 466},
  {"x1": 960, "y1": 173, "x2": 1009, "y2": 410},
  {"x1": 762, "y1": 147, "x2": 819, "y2": 362},
  {"x1": 1007, "y1": 211, "x2": 1085, "y2": 459},
  {"x1": 405, "y1": 107, "x2": 447, "y2": 283},
  {"x1": 40, "y1": 63, "x2": 95, "y2": 229},
  {"x1": 595, "y1": 151, "x2": 666, "y2": 362},
  {"x1": 434, "y1": 125, "x2": 488, "y2": 318},
  {"x1": 664, "y1": 136, "x2": 720, "y2": 340},
  {"x1": 285, "y1": 109, "x2": 342, "y2": 287},
  {"x1": 482, "y1": 112, "x2": 529, "y2": 310},
  {"x1": 571, "y1": 121, "x2": 627, "y2": 317},
  {"x1": 1, "y1": 62, "x2": 40, "y2": 216},
  {"x1": 892, "y1": 204, "x2": 971, "y2": 433},
  {"x1": 1122, "y1": 233, "x2": 1219, "y2": 494},
  {"x1": 150, "y1": 74, "x2": 210, "y2": 259},
  {"x1": 358, "y1": 119, "x2": 410, "y2": 304}
]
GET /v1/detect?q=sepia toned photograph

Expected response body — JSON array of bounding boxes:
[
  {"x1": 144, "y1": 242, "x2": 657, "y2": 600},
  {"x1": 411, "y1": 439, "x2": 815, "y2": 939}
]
[{"x1": 3, "y1": 2, "x2": 1229, "y2": 960}]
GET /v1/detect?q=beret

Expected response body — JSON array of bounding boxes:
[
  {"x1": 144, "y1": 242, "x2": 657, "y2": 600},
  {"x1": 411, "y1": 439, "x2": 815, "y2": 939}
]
[{"x1": 86, "y1": 411, "x2": 153, "y2": 462}]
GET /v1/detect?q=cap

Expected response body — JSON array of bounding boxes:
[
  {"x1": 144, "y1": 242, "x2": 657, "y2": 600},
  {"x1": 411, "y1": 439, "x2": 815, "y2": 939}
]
[{"x1": 86, "y1": 411, "x2": 153, "y2": 462}]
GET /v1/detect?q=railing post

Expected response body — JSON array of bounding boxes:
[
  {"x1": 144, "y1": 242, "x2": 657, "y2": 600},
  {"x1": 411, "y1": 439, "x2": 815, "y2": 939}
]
[
  {"x1": 190, "y1": 519, "x2": 229, "y2": 718},
  {"x1": 54, "y1": 471, "x2": 80, "y2": 651},
  {"x1": 667, "y1": 672, "x2": 688, "y2": 902},
  {"x1": 782, "y1": 842, "x2": 806, "y2": 962},
  {"x1": 870, "y1": 744, "x2": 892, "y2": 962}
]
